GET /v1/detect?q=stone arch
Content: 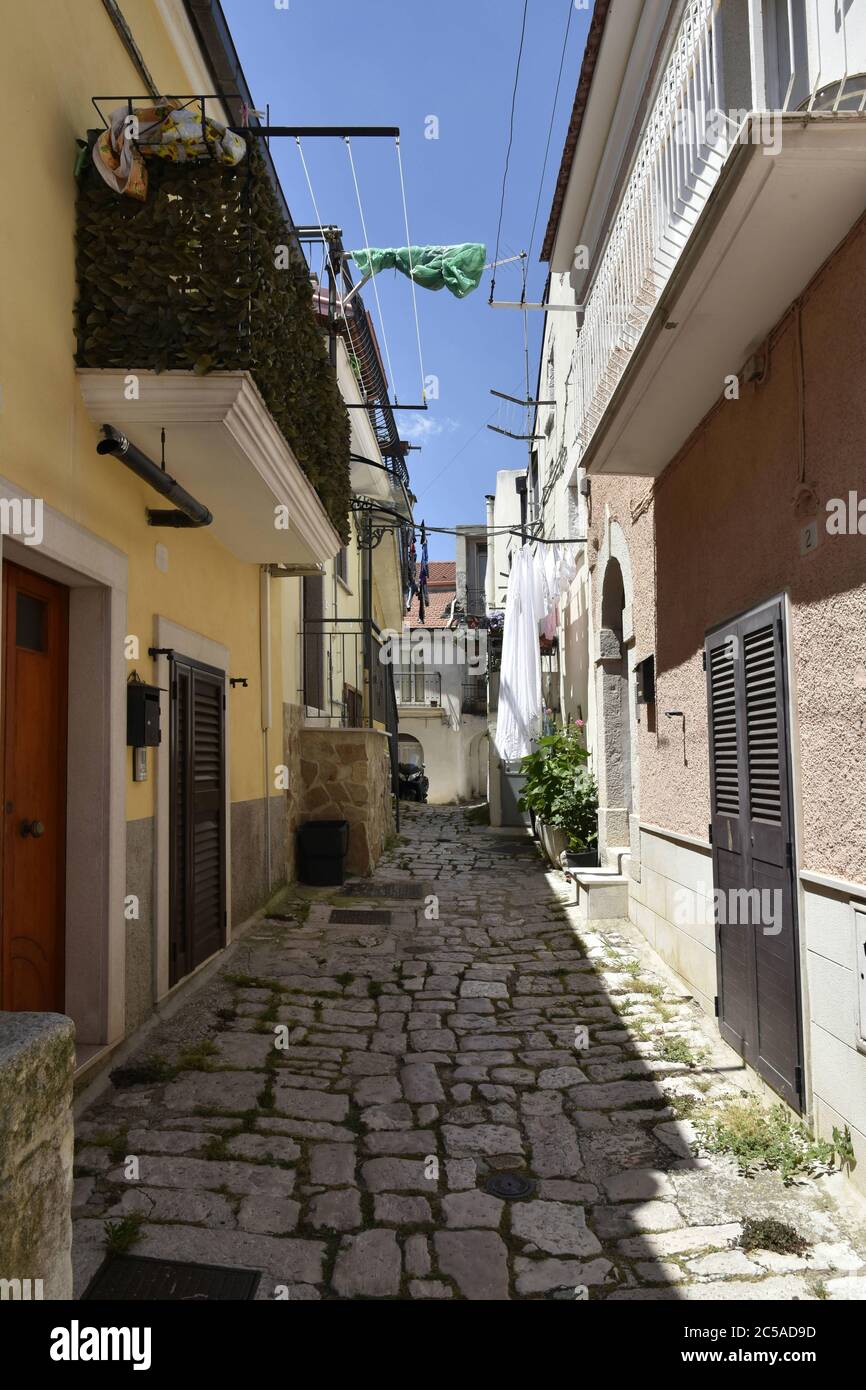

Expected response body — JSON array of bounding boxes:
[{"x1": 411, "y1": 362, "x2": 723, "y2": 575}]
[
  {"x1": 594, "y1": 515, "x2": 639, "y2": 865},
  {"x1": 467, "y1": 730, "x2": 489, "y2": 800},
  {"x1": 398, "y1": 734, "x2": 424, "y2": 767}
]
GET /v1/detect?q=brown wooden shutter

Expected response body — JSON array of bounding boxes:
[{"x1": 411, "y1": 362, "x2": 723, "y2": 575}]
[
  {"x1": 706, "y1": 626, "x2": 752, "y2": 1059},
  {"x1": 705, "y1": 600, "x2": 803, "y2": 1111},
  {"x1": 303, "y1": 576, "x2": 325, "y2": 711},
  {"x1": 170, "y1": 658, "x2": 226, "y2": 984},
  {"x1": 740, "y1": 605, "x2": 801, "y2": 1110}
]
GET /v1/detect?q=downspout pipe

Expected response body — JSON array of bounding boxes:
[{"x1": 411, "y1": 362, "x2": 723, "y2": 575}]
[
  {"x1": 485, "y1": 494, "x2": 495, "y2": 610},
  {"x1": 96, "y1": 425, "x2": 213, "y2": 528}
]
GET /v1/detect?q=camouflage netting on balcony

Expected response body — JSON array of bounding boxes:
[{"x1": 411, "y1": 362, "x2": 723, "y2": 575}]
[{"x1": 75, "y1": 142, "x2": 351, "y2": 540}]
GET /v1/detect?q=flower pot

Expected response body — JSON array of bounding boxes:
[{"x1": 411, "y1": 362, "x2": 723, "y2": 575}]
[
  {"x1": 561, "y1": 848, "x2": 600, "y2": 870},
  {"x1": 538, "y1": 820, "x2": 569, "y2": 868}
]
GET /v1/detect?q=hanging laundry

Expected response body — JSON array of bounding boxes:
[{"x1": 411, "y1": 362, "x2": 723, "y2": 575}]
[
  {"x1": 92, "y1": 102, "x2": 246, "y2": 202},
  {"x1": 556, "y1": 543, "x2": 578, "y2": 595},
  {"x1": 495, "y1": 545, "x2": 545, "y2": 763},
  {"x1": 405, "y1": 530, "x2": 418, "y2": 612},
  {"x1": 417, "y1": 523, "x2": 429, "y2": 624},
  {"x1": 541, "y1": 544, "x2": 560, "y2": 640}
]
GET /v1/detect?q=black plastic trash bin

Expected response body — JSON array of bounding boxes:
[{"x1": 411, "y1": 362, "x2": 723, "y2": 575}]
[{"x1": 297, "y1": 819, "x2": 349, "y2": 886}]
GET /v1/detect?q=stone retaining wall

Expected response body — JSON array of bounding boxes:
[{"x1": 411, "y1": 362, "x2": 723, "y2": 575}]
[
  {"x1": 299, "y1": 728, "x2": 394, "y2": 876},
  {"x1": 0, "y1": 1013, "x2": 75, "y2": 1300}
]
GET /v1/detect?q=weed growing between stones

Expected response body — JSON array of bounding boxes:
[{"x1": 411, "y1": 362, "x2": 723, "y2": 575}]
[
  {"x1": 739, "y1": 1216, "x2": 811, "y2": 1256},
  {"x1": 657, "y1": 1035, "x2": 708, "y2": 1068},
  {"x1": 697, "y1": 1095, "x2": 837, "y2": 1181},
  {"x1": 109, "y1": 1055, "x2": 177, "y2": 1087},
  {"x1": 103, "y1": 1211, "x2": 145, "y2": 1255}
]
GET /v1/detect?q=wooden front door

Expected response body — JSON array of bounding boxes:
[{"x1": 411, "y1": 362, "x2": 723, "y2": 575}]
[
  {"x1": 169, "y1": 655, "x2": 226, "y2": 985},
  {"x1": 1, "y1": 562, "x2": 69, "y2": 1012},
  {"x1": 705, "y1": 598, "x2": 803, "y2": 1111}
]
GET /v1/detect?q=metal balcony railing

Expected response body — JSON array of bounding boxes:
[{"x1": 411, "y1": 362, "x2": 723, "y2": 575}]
[
  {"x1": 301, "y1": 617, "x2": 396, "y2": 731},
  {"x1": 394, "y1": 670, "x2": 442, "y2": 708},
  {"x1": 461, "y1": 680, "x2": 487, "y2": 716},
  {"x1": 572, "y1": 0, "x2": 865, "y2": 464}
]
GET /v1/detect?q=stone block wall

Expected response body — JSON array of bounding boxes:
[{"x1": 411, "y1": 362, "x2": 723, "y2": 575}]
[
  {"x1": 0, "y1": 1013, "x2": 75, "y2": 1299},
  {"x1": 298, "y1": 727, "x2": 394, "y2": 876}
]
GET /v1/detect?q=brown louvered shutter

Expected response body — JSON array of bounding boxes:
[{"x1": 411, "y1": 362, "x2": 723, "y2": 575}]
[
  {"x1": 705, "y1": 600, "x2": 803, "y2": 1111},
  {"x1": 170, "y1": 658, "x2": 226, "y2": 983},
  {"x1": 303, "y1": 575, "x2": 325, "y2": 711},
  {"x1": 706, "y1": 627, "x2": 752, "y2": 1060}
]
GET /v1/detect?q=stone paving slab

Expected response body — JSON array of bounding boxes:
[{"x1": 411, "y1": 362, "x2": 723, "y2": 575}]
[{"x1": 72, "y1": 803, "x2": 866, "y2": 1300}]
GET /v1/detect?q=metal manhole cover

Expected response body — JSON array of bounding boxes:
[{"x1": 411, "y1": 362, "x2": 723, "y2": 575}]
[
  {"x1": 329, "y1": 909, "x2": 392, "y2": 926},
  {"x1": 82, "y1": 1254, "x2": 261, "y2": 1301},
  {"x1": 343, "y1": 880, "x2": 427, "y2": 900},
  {"x1": 482, "y1": 1173, "x2": 537, "y2": 1200}
]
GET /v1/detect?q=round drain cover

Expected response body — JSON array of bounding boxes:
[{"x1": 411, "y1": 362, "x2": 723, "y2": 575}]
[{"x1": 482, "y1": 1172, "x2": 536, "y2": 1200}]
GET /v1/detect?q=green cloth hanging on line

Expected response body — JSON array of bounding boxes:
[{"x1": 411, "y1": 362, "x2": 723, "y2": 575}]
[{"x1": 350, "y1": 244, "x2": 486, "y2": 299}]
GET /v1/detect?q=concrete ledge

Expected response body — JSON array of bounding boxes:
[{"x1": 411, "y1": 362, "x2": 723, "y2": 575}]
[{"x1": 0, "y1": 1013, "x2": 75, "y2": 1299}]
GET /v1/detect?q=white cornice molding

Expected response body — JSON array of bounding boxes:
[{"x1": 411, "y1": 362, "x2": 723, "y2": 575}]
[{"x1": 76, "y1": 368, "x2": 342, "y2": 562}]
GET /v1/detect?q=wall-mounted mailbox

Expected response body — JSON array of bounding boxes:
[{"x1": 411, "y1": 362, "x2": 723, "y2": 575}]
[
  {"x1": 636, "y1": 654, "x2": 656, "y2": 705},
  {"x1": 127, "y1": 681, "x2": 162, "y2": 747}
]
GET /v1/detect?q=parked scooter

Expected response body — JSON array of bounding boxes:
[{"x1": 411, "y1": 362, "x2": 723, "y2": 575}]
[{"x1": 398, "y1": 761, "x2": 429, "y2": 802}]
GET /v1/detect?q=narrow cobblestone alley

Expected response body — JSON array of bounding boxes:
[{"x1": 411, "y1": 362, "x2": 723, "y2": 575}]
[{"x1": 72, "y1": 806, "x2": 866, "y2": 1301}]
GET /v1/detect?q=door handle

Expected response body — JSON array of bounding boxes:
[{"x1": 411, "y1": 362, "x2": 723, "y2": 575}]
[{"x1": 20, "y1": 819, "x2": 45, "y2": 838}]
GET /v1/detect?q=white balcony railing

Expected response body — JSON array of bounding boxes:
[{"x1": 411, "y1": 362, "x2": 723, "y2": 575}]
[{"x1": 572, "y1": 0, "x2": 866, "y2": 462}]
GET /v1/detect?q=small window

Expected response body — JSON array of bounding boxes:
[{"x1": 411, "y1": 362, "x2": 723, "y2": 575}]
[
  {"x1": 335, "y1": 546, "x2": 348, "y2": 584},
  {"x1": 16, "y1": 592, "x2": 45, "y2": 652}
]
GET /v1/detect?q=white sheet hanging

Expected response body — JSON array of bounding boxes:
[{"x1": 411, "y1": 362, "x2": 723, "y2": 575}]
[{"x1": 495, "y1": 545, "x2": 545, "y2": 762}]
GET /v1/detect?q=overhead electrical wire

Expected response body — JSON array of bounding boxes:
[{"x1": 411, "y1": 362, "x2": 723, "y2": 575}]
[
  {"x1": 416, "y1": 383, "x2": 523, "y2": 500},
  {"x1": 345, "y1": 136, "x2": 398, "y2": 398},
  {"x1": 295, "y1": 137, "x2": 342, "y2": 304},
  {"x1": 395, "y1": 136, "x2": 427, "y2": 403},
  {"x1": 489, "y1": 0, "x2": 530, "y2": 305},
  {"x1": 526, "y1": 0, "x2": 576, "y2": 270}
]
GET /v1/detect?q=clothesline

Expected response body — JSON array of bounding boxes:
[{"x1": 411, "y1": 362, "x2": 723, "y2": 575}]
[{"x1": 372, "y1": 521, "x2": 587, "y2": 543}]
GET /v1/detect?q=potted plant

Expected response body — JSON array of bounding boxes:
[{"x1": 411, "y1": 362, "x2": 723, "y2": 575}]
[{"x1": 517, "y1": 723, "x2": 599, "y2": 869}]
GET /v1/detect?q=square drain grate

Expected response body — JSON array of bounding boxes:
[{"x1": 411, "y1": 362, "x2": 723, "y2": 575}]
[
  {"x1": 329, "y1": 908, "x2": 392, "y2": 926},
  {"x1": 82, "y1": 1254, "x2": 261, "y2": 1301},
  {"x1": 343, "y1": 880, "x2": 427, "y2": 901}
]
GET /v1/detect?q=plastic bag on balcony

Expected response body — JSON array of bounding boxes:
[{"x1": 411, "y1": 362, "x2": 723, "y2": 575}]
[
  {"x1": 93, "y1": 102, "x2": 246, "y2": 202},
  {"x1": 350, "y1": 244, "x2": 486, "y2": 299}
]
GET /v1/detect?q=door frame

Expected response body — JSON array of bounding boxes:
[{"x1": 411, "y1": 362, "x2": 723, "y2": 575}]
[
  {"x1": 152, "y1": 616, "x2": 230, "y2": 1002},
  {"x1": 0, "y1": 478, "x2": 127, "y2": 1052},
  {"x1": 705, "y1": 592, "x2": 806, "y2": 1112}
]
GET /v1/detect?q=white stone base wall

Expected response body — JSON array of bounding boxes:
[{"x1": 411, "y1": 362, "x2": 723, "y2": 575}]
[
  {"x1": 800, "y1": 875, "x2": 866, "y2": 1199},
  {"x1": 627, "y1": 828, "x2": 866, "y2": 1201},
  {"x1": 627, "y1": 824, "x2": 716, "y2": 1016}
]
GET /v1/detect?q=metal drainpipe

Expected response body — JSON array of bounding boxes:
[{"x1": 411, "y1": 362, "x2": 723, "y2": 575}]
[
  {"x1": 260, "y1": 566, "x2": 272, "y2": 893},
  {"x1": 485, "y1": 494, "x2": 496, "y2": 610}
]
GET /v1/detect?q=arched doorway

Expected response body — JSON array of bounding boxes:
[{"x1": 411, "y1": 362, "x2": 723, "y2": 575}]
[
  {"x1": 598, "y1": 556, "x2": 632, "y2": 852},
  {"x1": 398, "y1": 734, "x2": 424, "y2": 767}
]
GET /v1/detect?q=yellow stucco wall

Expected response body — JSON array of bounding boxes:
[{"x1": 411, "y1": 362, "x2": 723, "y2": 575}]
[{"x1": 0, "y1": 0, "x2": 285, "y2": 820}]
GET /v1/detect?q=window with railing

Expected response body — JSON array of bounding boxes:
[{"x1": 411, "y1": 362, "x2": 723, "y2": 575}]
[
  {"x1": 462, "y1": 679, "x2": 487, "y2": 716},
  {"x1": 395, "y1": 668, "x2": 442, "y2": 706}
]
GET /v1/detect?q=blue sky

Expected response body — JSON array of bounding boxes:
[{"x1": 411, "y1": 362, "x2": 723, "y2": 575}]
[{"x1": 222, "y1": 0, "x2": 590, "y2": 560}]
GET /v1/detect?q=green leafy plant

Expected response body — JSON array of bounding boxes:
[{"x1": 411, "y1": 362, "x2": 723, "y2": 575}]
[
  {"x1": 104, "y1": 1212, "x2": 145, "y2": 1255},
  {"x1": 697, "y1": 1096, "x2": 837, "y2": 1181},
  {"x1": 517, "y1": 725, "x2": 598, "y2": 851},
  {"x1": 739, "y1": 1217, "x2": 810, "y2": 1256}
]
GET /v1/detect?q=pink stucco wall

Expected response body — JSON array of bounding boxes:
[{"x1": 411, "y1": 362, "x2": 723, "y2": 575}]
[{"x1": 591, "y1": 214, "x2": 866, "y2": 882}]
